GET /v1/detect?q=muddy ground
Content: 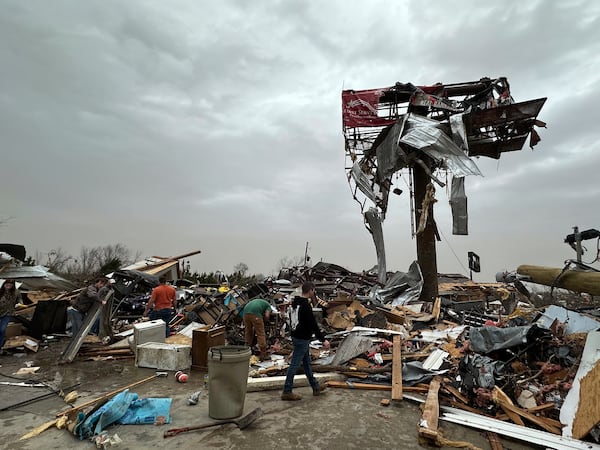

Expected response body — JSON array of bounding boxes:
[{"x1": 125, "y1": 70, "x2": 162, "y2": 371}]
[{"x1": 0, "y1": 337, "x2": 539, "y2": 450}]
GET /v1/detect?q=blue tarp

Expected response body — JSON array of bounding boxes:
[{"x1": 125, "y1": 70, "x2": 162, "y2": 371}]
[
  {"x1": 75, "y1": 390, "x2": 172, "y2": 439},
  {"x1": 117, "y1": 398, "x2": 172, "y2": 425}
]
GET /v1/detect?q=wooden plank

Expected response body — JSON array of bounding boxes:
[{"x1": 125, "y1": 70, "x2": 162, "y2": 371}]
[
  {"x1": 325, "y1": 381, "x2": 391, "y2": 391},
  {"x1": 492, "y1": 386, "x2": 525, "y2": 426},
  {"x1": 525, "y1": 403, "x2": 555, "y2": 413},
  {"x1": 2, "y1": 336, "x2": 39, "y2": 352},
  {"x1": 493, "y1": 386, "x2": 561, "y2": 435},
  {"x1": 432, "y1": 297, "x2": 441, "y2": 322},
  {"x1": 391, "y1": 335, "x2": 402, "y2": 401},
  {"x1": 487, "y1": 431, "x2": 504, "y2": 450},
  {"x1": 442, "y1": 384, "x2": 469, "y2": 404},
  {"x1": 418, "y1": 376, "x2": 441, "y2": 440},
  {"x1": 449, "y1": 400, "x2": 489, "y2": 415},
  {"x1": 325, "y1": 380, "x2": 429, "y2": 393}
]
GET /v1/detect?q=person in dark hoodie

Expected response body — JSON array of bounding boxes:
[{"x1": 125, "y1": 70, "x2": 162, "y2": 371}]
[{"x1": 281, "y1": 282, "x2": 330, "y2": 401}]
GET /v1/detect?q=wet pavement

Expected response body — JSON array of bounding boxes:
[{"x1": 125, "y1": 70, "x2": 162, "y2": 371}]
[{"x1": 0, "y1": 338, "x2": 539, "y2": 450}]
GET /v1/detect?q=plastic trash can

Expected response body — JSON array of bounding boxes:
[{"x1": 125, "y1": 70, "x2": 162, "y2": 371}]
[{"x1": 207, "y1": 345, "x2": 252, "y2": 419}]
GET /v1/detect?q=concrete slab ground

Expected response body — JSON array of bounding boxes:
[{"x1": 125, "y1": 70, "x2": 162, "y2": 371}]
[{"x1": 0, "y1": 338, "x2": 539, "y2": 450}]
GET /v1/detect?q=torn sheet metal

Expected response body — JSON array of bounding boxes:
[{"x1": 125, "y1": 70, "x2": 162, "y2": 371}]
[
  {"x1": 330, "y1": 334, "x2": 375, "y2": 366},
  {"x1": 449, "y1": 176, "x2": 468, "y2": 235},
  {"x1": 536, "y1": 305, "x2": 600, "y2": 335},
  {"x1": 416, "y1": 325, "x2": 467, "y2": 344},
  {"x1": 374, "y1": 117, "x2": 409, "y2": 182},
  {"x1": 560, "y1": 331, "x2": 600, "y2": 438},
  {"x1": 372, "y1": 260, "x2": 423, "y2": 306},
  {"x1": 403, "y1": 360, "x2": 447, "y2": 386},
  {"x1": 364, "y1": 207, "x2": 386, "y2": 284},
  {"x1": 465, "y1": 98, "x2": 547, "y2": 158},
  {"x1": 350, "y1": 162, "x2": 385, "y2": 207},
  {"x1": 343, "y1": 78, "x2": 546, "y2": 219},
  {"x1": 449, "y1": 112, "x2": 469, "y2": 151},
  {"x1": 469, "y1": 325, "x2": 532, "y2": 353},
  {"x1": 440, "y1": 407, "x2": 597, "y2": 450},
  {"x1": 0, "y1": 265, "x2": 75, "y2": 290},
  {"x1": 398, "y1": 114, "x2": 482, "y2": 177}
]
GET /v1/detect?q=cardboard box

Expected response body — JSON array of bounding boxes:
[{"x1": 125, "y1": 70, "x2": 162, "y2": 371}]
[
  {"x1": 5, "y1": 322, "x2": 23, "y2": 339},
  {"x1": 2, "y1": 335, "x2": 39, "y2": 352}
]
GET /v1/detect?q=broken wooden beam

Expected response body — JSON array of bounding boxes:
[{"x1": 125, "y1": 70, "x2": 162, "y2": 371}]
[
  {"x1": 324, "y1": 380, "x2": 429, "y2": 393},
  {"x1": 492, "y1": 386, "x2": 525, "y2": 426},
  {"x1": 486, "y1": 431, "x2": 504, "y2": 450},
  {"x1": 418, "y1": 376, "x2": 441, "y2": 440},
  {"x1": 391, "y1": 335, "x2": 402, "y2": 401},
  {"x1": 492, "y1": 386, "x2": 561, "y2": 434},
  {"x1": 441, "y1": 383, "x2": 469, "y2": 404}
]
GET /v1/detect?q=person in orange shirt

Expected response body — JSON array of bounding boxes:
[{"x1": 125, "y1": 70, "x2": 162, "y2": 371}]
[{"x1": 143, "y1": 277, "x2": 177, "y2": 337}]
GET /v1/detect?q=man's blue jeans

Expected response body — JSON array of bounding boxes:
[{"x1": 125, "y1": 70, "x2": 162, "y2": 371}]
[
  {"x1": 283, "y1": 337, "x2": 318, "y2": 393},
  {"x1": 149, "y1": 308, "x2": 173, "y2": 337},
  {"x1": 67, "y1": 307, "x2": 84, "y2": 336},
  {"x1": 67, "y1": 307, "x2": 100, "y2": 336},
  {"x1": 0, "y1": 314, "x2": 12, "y2": 348}
]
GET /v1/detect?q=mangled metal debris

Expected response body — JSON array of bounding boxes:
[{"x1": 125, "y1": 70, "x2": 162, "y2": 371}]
[
  {"x1": 343, "y1": 77, "x2": 547, "y2": 303},
  {"x1": 3, "y1": 242, "x2": 600, "y2": 449}
]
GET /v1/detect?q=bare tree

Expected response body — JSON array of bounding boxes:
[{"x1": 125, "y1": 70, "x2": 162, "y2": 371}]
[
  {"x1": 276, "y1": 255, "x2": 306, "y2": 271},
  {"x1": 234, "y1": 262, "x2": 249, "y2": 277},
  {"x1": 46, "y1": 248, "x2": 75, "y2": 273},
  {"x1": 46, "y1": 243, "x2": 140, "y2": 282},
  {"x1": 78, "y1": 246, "x2": 100, "y2": 277}
]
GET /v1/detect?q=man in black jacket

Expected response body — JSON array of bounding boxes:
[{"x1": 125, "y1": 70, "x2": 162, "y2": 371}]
[{"x1": 281, "y1": 282, "x2": 330, "y2": 401}]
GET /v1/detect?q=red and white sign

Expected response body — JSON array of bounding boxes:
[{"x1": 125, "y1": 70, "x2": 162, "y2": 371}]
[{"x1": 342, "y1": 89, "x2": 396, "y2": 128}]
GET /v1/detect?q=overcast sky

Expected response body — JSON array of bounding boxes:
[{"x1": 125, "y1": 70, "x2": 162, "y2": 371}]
[{"x1": 1, "y1": 0, "x2": 599, "y2": 281}]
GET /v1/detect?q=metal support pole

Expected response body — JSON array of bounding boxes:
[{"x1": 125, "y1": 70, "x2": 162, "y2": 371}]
[
  {"x1": 304, "y1": 241, "x2": 309, "y2": 265},
  {"x1": 573, "y1": 226, "x2": 583, "y2": 263}
]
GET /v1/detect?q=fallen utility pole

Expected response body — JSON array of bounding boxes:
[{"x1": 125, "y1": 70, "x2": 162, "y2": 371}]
[{"x1": 517, "y1": 264, "x2": 600, "y2": 296}]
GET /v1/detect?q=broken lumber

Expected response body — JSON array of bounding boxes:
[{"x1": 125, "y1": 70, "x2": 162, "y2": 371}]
[
  {"x1": 325, "y1": 380, "x2": 429, "y2": 393},
  {"x1": 326, "y1": 381, "x2": 392, "y2": 391},
  {"x1": 391, "y1": 335, "x2": 402, "y2": 401},
  {"x1": 486, "y1": 431, "x2": 503, "y2": 450},
  {"x1": 418, "y1": 376, "x2": 441, "y2": 440},
  {"x1": 247, "y1": 373, "x2": 344, "y2": 392},
  {"x1": 442, "y1": 384, "x2": 469, "y2": 404},
  {"x1": 492, "y1": 386, "x2": 525, "y2": 426},
  {"x1": 19, "y1": 419, "x2": 58, "y2": 441},
  {"x1": 492, "y1": 386, "x2": 561, "y2": 434},
  {"x1": 311, "y1": 364, "x2": 391, "y2": 374}
]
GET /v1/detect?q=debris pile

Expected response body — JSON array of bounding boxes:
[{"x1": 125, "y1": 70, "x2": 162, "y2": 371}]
[{"x1": 2, "y1": 249, "x2": 600, "y2": 449}]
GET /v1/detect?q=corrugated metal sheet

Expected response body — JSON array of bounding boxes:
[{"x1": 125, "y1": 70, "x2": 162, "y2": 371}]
[{"x1": 0, "y1": 265, "x2": 75, "y2": 290}]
